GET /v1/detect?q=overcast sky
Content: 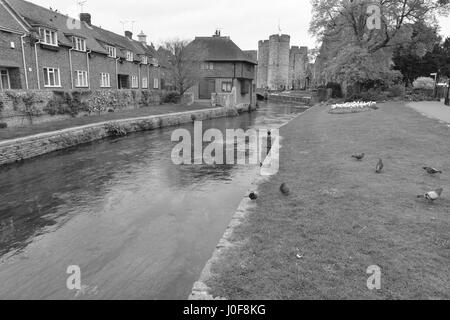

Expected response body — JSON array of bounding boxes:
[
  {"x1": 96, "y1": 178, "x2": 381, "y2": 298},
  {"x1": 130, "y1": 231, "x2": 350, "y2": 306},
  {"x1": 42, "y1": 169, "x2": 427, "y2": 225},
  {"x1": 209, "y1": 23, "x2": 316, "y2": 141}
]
[{"x1": 29, "y1": 0, "x2": 450, "y2": 51}]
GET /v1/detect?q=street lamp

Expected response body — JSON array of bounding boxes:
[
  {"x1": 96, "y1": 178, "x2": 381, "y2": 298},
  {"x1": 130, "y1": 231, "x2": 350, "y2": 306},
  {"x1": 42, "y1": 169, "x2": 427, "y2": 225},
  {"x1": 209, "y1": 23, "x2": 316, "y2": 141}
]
[{"x1": 431, "y1": 73, "x2": 438, "y2": 99}]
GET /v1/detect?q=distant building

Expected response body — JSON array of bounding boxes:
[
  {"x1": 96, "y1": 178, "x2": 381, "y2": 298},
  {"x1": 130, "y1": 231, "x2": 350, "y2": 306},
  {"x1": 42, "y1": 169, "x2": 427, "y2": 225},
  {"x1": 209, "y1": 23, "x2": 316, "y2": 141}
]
[
  {"x1": 257, "y1": 34, "x2": 310, "y2": 90},
  {"x1": 186, "y1": 31, "x2": 257, "y2": 106}
]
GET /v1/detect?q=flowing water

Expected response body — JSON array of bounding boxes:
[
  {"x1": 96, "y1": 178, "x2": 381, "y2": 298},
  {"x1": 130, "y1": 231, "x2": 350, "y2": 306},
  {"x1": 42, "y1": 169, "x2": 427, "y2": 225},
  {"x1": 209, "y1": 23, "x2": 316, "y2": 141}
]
[{"x1": 0, "y1": 102, "x2": 304, "y2": 300}]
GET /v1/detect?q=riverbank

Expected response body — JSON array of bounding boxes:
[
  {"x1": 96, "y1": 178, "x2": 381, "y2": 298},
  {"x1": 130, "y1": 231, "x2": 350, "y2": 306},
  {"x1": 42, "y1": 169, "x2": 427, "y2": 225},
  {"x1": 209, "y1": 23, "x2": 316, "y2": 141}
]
[
  {"x1": 193, "y1": 101, "x2": 450, "y2": 300},
  {"x1": 0, "y1": 103, "x2": 213, "y2": 141},
  {"x1": 0, "y1": 104, "x2": 255, "y2": 167}
]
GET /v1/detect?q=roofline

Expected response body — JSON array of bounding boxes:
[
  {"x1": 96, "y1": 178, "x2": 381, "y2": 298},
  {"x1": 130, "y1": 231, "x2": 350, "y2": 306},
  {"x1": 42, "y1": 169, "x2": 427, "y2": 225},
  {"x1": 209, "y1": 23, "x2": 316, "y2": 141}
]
[
  {"x1": 1, "y1": 0, "x2": 31, "y2": 32},
  {"x1": 0, "y1": 26, "x2": 24, "y2": 34},
  {"x1": 206, "y1": 58, "x2": 257, "y2": 65}
]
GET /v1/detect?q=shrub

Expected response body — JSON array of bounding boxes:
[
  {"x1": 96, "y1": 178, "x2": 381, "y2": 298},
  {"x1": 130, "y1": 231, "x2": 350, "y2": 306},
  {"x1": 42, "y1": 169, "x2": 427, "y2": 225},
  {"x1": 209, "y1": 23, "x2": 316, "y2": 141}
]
[
  {"x1": 388, "y1": 84, "x2": 406, "y2": 98},
  {"x1": 0, "y1": 122, "x2": 7, "y2": 129},
  {"x1": 413, "y1": 77, "x2": 435, "y2": 90},
  {"x1": 105, "y1": 122, "x2": 128, "y2": 137},
  {"x1": 161, "y1": 91, "x2": 181, "y2": 104},
  {"x1": 345, "y1": 89, "x2": 388, "y2": 102},
  {"x1": 326, "y1": 82, "x2": 343, "y2": 98}
]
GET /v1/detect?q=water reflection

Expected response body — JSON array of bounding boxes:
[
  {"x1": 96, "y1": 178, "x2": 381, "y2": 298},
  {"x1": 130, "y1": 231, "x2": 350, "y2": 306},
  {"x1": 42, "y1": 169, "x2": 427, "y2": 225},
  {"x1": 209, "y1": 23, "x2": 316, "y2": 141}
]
[{"x1": 0, "y1": 102, "x2": 305, "y2": 299}]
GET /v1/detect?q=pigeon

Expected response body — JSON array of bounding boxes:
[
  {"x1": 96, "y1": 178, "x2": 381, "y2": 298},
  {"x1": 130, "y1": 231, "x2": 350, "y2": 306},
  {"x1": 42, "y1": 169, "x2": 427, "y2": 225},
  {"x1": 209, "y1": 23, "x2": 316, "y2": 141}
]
[
  {"x1": 249, "y1": 192, "x2": 258, "y2": 200},
  {"x1": 280, "y1": 183, "x2": 290, "y2": 196},
  {"x1": 352, "y1": 153, "x2": 365, "y2": 161},
  {"x1": 417, "y1": 188, "x2": 444, "y2": 202},
  {"x1": 423, "y1": 167, "x2": 442, "y2": 175},
  {"x1": 375, "y1": 159, "x2": 384, "y2": 173}
]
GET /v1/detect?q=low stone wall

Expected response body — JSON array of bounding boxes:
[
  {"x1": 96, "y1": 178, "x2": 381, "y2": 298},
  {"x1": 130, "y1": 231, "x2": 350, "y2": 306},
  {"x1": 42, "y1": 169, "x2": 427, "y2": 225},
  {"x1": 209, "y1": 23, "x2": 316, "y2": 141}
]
[
  {"x1": 0, "y1": 104, "x2": 256, "y2": 167},
  {"x1": 268, "y1": 93, "x2": 312, "y2": 105},
  {"x1": 0, "y1": 89, "x2": 162, "y2": 128}
]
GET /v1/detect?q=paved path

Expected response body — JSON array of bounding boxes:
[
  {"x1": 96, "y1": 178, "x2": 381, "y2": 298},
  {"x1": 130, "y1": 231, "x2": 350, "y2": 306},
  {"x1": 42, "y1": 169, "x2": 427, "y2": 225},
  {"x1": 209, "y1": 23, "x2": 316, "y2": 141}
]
[{"x1": 407, "y1": 101, "x2": 450, "y2": 123}]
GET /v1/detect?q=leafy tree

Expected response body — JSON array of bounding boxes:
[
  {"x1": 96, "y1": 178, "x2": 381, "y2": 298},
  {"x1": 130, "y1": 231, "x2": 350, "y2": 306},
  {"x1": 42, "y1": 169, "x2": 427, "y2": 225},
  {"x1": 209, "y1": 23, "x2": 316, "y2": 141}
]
[
  {"x1": 393, "y1": 36, "x2": 450, "y2": 84},
  {"x1": 310, "y1": 0, "x2": 450, "y2": 91},
  {"x1": 310, "y1": 0, "x2": 450, "y2": 54}
]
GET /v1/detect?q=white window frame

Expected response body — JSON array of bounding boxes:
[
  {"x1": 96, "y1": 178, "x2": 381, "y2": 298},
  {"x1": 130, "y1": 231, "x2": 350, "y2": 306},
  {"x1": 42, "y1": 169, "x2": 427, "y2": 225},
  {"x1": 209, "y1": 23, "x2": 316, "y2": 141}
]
[
  {"x1": 73, "y1": 37, "x2": 86, "y2": 52},
  {"x1": 106, "y1": 45, "x2": 116, "y2": 58},
  {"x1": 131, "y1": 75, "x2": 139, "y2": 88},
  {"x1": 75, "y1": 70, "x2": 89, "y2": 88},
  {"x1": 43, "y1": 67, "x2": 61, "y2": 88},
  {"x1": 153, "y1": 78, "x2": 159, "y2": 89},
  {"x1": 222, "y1": 81, "x2": 232, "y2": 93},
  {"x1": 0, "y1": 69, "x2": 11, "y2": 91},
  {"x1": 142, "y1": 77, "x2": 148, "y2": 89},
  {"x1": 142, "y1": 56, "x2": 148, "y2": 64},
  {"x1": 201, "y1": 62, "x2": 214, "y2": 70},
  {"x1": 40, "y1": 28, "x2": 58, "y2": 46},
  {"x1": 126, "y1": 51, "x2": 134, "y2": 62},
  {"x1": 100, "y1": 73, "x2": 111, "y2": 88}
]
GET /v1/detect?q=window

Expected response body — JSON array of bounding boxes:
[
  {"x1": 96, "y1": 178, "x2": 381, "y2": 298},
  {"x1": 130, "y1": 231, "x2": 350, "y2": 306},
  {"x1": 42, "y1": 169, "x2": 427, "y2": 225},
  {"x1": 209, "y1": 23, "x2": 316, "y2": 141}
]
[
  {"x1": 142, "y1": 77, "x2": 148, "y2": 89},
  {"x1": 43, "y1": 68, "x2": 61, "y2": 87},
  {"x1": 101, "y1": 73, "x2": 111, "y2": 88},
  {"x1": 153, "y1": 78, "x2": 159, "y2": 89},
  {"x1": 106, "y1": 45, "x2": 116, "y2": 58},
  {"x1": 126, "y1": 51, "x2": 134, "y2": 62},
  {"x1": 142, "y1": 56, "x2": 148, "y2": 64},
  {"x1": 73, "y1": 37, "x2": 86, "y2": 51},
  {"x1": 131, "y1": 76, "x2": 139, "y2": 88},
  {"x1": 201, "y1": 62, "x2": 214, "y2": 70},
  {"x1": 222, "y1": 81, "x2": 232, "y2": 92},
  {"x1": 40, "y1": 28, "x2": 58, "y2": 46},
  {"x1": 0, "y1": 69, "x2": 11, "y2": 91},
  {"x1": 75, "y1": 70, "x2": 89, "y2": 87}
]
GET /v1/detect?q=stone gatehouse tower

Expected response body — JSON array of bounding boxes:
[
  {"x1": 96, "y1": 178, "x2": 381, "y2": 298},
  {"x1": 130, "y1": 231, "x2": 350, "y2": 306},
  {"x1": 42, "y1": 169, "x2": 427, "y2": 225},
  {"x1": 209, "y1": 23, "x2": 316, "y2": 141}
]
[{"x1": 257, "y1": 34, "x2": 309, "y2": 90}]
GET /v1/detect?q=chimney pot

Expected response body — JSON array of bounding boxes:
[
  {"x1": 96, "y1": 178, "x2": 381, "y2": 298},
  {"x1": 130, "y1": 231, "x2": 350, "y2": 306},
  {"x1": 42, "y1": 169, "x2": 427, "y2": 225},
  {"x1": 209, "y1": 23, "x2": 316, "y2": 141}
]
[
  {"x1": 137, "y1": 31, "x2": 147, "y2": 44},
  {"x1": 125, "y1": 31, "x2": 133, "y2": 39},
  {"x1": 79, "y1": 13, "x2": 91, "y2": 25}
]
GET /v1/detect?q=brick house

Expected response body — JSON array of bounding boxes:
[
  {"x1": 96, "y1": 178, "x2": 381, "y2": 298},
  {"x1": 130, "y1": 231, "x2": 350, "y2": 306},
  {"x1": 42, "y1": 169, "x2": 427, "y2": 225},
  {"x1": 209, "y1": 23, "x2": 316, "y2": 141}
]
[
  {"x1": 186, "y1": 31, "x2": 257, "y2": 106},
  {"x1": 0, "y1": 0, "x2": 161, "y2": 92}
]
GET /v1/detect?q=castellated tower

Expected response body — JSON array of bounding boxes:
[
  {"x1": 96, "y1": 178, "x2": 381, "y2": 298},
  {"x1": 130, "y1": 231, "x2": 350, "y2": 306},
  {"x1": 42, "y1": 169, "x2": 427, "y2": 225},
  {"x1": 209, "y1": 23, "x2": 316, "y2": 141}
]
[
  {"x1": 289, "y1": 46, "x2": 309, "y2": 90},
  {"x1": 257, "y1": 34, "x2": 309, "y2": 90},
  {"x1": 267, "y1": 34, "x2": 290, "y2": 90}
]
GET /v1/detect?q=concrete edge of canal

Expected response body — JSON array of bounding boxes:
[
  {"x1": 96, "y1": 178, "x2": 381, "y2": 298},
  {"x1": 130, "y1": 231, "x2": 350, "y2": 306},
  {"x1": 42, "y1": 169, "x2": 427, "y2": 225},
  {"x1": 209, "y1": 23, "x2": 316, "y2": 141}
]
[
  {"x1": 188, "y1": 103, "x2": 322, "y2": 300},
  {"x1": 0, "y1": 104, "x2": 256, "y2": 167}
]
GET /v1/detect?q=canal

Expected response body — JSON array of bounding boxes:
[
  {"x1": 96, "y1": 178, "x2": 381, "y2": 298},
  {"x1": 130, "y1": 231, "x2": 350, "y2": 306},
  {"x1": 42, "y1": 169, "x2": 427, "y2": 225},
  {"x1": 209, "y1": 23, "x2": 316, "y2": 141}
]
[{"x1": 0, "y1": 102, "x2": 304, "y2": 299}]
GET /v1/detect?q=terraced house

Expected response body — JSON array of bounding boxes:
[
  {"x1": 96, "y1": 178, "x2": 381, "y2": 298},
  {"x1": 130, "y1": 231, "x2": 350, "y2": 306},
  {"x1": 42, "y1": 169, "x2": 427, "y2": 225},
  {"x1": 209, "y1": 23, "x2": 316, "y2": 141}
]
[{"x1": 0, "y1": 0, "x2": 161, "y2": 91}]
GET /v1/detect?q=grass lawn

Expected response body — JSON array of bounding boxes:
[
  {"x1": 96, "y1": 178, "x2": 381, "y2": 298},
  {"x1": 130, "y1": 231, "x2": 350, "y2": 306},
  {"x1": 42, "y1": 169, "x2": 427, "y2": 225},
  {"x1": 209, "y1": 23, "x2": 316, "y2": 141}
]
[
  {"x1": 0, "y1": 102, "x2": 212, "y2": 141},
  {"x1": 206, "y1": 101, "x2": 450, "y2": 300}
]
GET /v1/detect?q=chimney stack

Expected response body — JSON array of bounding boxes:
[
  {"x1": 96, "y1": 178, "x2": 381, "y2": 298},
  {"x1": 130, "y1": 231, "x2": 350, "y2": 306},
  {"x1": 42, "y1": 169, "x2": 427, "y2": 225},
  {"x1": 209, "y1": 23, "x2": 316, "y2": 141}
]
[
  {"x1": 79, "y1": 13, "x2": 91, "y2": 25},
  {"x1": 125, "y1": 31, "x2": 133, "y2": 39},
  {"x1": 213, "y1": 29, "x2": 221, "y2": 37},
  {"x1": 137, "y1": 31, "x2": 147, "y2": 44}
]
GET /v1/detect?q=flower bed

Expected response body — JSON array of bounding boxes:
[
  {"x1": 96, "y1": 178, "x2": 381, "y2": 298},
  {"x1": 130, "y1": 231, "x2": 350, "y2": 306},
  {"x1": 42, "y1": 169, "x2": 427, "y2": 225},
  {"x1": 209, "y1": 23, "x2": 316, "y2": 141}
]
[{"x1": 329, "y1": 101, "x2": 378, "y2": 114}]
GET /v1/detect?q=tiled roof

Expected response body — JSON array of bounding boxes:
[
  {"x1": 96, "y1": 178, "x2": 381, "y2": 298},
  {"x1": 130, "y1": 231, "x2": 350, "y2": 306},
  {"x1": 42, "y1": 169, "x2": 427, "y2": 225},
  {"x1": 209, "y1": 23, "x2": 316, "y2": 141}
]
[
  {"x1": 188, "y1": 36, "x2": 257, "y2": 64},
  {"x1": 0, "y1": 0, "x2": 27, "y2": 33},
  {"x1": 5, "y1": 0, "x2": 155, "y2": 58}
]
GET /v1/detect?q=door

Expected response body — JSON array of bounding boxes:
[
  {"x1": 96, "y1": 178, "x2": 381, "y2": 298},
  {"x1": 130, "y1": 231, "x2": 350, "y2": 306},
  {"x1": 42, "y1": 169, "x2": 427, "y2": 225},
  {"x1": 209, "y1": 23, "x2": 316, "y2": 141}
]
[
  {"x1": 199, "y1": 79, "x2": 215, "y2": 99},
  {"x1": 0, "y1": 69, "x2": 10, "y2": 91}
]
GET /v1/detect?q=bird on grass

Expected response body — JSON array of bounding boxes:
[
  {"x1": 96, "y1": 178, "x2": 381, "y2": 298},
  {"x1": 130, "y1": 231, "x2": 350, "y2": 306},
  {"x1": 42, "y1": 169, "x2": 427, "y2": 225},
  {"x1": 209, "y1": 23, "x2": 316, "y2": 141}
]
[
  {"x1": 352, "y1": 153, "x2": 365, "y2": 161},
  {"x1": 423, "y1": 167, "x2": 442, "y2": 175},
  {"x1": 375, "y1": 159, "x2": 384, "y2": 174},
  {"x1": 417, "y1": 188, "x2": 444, "y2": 202},
  {"x1": 249, "y1": 192, "x2": 258, "y2": 200},
  {"x1": 280, "y1": 183, "x2": 290, "y2": 196}
]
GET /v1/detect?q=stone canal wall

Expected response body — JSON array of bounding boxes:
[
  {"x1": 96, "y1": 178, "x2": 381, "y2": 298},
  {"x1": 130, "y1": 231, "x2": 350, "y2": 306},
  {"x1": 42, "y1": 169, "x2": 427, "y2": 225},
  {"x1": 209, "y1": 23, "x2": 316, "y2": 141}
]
[{"x1": 0, "y1": 105, "x2": 256, "y2": 167}]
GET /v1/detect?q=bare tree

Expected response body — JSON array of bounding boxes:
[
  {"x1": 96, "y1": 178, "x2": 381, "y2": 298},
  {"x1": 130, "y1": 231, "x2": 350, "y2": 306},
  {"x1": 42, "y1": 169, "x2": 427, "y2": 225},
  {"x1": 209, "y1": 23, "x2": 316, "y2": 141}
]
[{"x1": 157, "y1": 39, "x2": 206, "y2": 95}]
